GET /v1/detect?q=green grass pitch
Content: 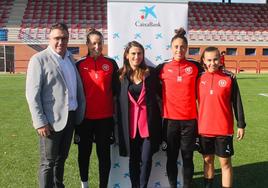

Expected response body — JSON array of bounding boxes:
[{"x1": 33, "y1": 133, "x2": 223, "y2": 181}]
[{"x1": 0, "y1": 74, "x2": 267, "y2": 188}]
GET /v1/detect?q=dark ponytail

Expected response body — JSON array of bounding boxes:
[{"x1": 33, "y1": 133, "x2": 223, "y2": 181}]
[
  {"x1": 171, "y1": 27, "x2": 188, "y2": 46},
  {"x1": 86, "y1": 28, "x2": 103, "y2": 45}
]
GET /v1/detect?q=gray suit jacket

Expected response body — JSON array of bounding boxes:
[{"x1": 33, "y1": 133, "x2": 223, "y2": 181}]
[{"x1": 26, "y1": 47, "x2": 85, "y2": 132}]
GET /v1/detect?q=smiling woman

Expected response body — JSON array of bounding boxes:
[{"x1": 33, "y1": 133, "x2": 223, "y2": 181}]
[
  {"x1": 117, "y1": 40, "x2": 162, "y2": 188},
  {"x1": 197, "y1": 46, "x2": 246, "y2": 188},
  {"x1": 156, "y1": 27, "x2": 203, "y2": 188},
  {"x1": 75, "y1": 28, "x2": 120, "y2": 188}
]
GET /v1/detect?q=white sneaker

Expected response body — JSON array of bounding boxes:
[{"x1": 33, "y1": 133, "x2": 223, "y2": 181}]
[{"x1": 81, "y1": 181, "x2": 89, "y2": 188}]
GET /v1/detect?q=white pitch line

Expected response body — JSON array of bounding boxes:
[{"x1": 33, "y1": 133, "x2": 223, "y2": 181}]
[{"x1": 259, "y1": 93, "x2": 268, "y2": 97}]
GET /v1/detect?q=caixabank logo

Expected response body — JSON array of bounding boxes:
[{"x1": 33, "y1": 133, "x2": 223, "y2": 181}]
[{"x1": 135, "y1": 5, "x2": 161, "y2": 27}]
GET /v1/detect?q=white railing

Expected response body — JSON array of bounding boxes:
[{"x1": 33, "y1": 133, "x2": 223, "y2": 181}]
[{"x1": 5, "y1": 27, "x2": 108, "y2": 44}]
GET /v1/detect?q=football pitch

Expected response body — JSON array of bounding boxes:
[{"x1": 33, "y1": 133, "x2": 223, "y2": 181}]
[{"x1": 0, "y1": 73, "x2": 267, "y2": 188}]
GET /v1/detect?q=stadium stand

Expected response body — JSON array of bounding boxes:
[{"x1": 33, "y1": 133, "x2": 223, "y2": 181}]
[
  {"x1": 187, "y1": 2, "x2": 268, "y2": 73},
  {"x1": 2, "y1": 1, "x2": 267, "y2": 44},
  {"x1": 18, "y1": 0, "x2": 107, "y2": 42},
  {"x1": 0, "y1": 1, "x2": 267, "y2": 73},
  {"x1": 0, "y1": 0, "x2": 14, "y2": 28},
  {"x1": 188, "y1": 2, "x2": 268, "y2": 43}
]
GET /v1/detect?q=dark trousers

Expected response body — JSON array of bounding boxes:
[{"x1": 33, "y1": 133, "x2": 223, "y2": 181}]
[
  {"x1": 77, "y1": 118, "x2": 114, "y2": 188},
  {"x1": 165, "y1": 119, "x2": 196, "y2": 188},
  {"x1": 129, "y1": 133, "x2": 153, "y2": 188},
  {"x1": 39, "y1": 111, "x2": 75, "y2": 188}
]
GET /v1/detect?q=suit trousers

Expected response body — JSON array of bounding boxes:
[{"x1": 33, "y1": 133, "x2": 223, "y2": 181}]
[
  {"x1": 129, "y1": 132, "x2": 153, "y2": 188},
  {"x1": 39, "y1": 111, "x2": 75, "y2": 188}
]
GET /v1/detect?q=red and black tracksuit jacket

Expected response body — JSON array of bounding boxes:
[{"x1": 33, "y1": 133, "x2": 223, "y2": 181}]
[
  {"x1": 76, "y1": 55, "x2": 119, "y2": 119},
  {"x1": 197, "y1": 70, "x2": 246, "y2": 136},
  {"x1": 156, "y1": 58, "x2": 203, "y2": 120}
]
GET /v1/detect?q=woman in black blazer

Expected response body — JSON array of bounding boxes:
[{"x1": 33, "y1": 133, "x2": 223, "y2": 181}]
[{"x1": 117, "y1": 41, "x2": 162, "y2": 188}]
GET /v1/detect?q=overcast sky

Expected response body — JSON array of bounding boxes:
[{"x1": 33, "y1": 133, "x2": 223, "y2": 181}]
[{"x1": 192, "y1": 0, "x2": 266, "y2": 3}]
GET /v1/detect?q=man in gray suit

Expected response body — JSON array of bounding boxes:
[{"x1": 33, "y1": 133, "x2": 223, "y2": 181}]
[{"x1": 26, "y1": 23, "x2": 85, "y2": 188}]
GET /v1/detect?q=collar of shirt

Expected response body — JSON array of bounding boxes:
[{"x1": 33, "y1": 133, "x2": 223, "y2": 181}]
[
  {"x1": 86, "y1": 54, "x2": 104, "y2": 62},
  {"x1": 48, "y1": 46, "x2": 78, "y2": 111},
  {"x1": 171, "y1": 58, "x2": 187, "y2": 65}
]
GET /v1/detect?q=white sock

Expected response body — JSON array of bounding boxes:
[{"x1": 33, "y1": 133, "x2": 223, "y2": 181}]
[{"x1": 81, "y1": 181, "x2": 89, "y2": 188}]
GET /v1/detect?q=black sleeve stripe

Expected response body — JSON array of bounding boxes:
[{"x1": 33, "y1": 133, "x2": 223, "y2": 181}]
[
  {"x1": 75, "y1": 56, "x2": 86, "y2": 67},
  {"x1": 187, "y1": 58, "x2": 204, "y2": 73},
  {"x1": 231, "y1": 77, "x2": 246, "y2": 128},
  {"x1": 104, "y1": 56, "x2": 120, "y2": 96},
  {"x1": 155, "y1": 63, "x2": 165, "y2": 76}
]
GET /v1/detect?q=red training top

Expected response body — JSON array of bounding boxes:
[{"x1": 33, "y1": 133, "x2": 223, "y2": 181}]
[
  {"x1": 77, "y1": 55, "x2": 118, "y2": 119},
  {"x1": 197, "y1": 70, "x2": 246, "y2": 136},
  {"x1": 158, "y1": 59, "x2": 200, "y2": 120}
]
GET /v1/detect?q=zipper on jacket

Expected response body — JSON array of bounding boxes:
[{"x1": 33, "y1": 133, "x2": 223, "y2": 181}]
[
  {"x1": 210, "y1": 73, "x2": 214, "y2": 95},
  {"x1": 177, "y1": 62, "x2": 182, "y2": 82},
  {"x1": 94, "y1": 60, "x2": 98, "y2": 79}
]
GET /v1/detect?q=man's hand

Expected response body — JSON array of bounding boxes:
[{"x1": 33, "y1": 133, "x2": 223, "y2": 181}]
[
  {"x1": 237, "y1": 128, "x2": 245, "y2": 141},
  {"x1": 37, "y1": 124, "x2": 53, "y2": 137}
]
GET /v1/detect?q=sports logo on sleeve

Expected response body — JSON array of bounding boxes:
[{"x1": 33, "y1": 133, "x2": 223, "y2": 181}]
[
  {"x1": 102, "y1": 64, "x2": 110, "y2": 71},
  {"x1": 218, "y1": 79, "x2": 227, "y2": 87}
]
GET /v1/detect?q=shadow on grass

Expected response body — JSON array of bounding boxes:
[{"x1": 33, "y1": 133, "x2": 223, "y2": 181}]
[{"x1": 193, "y1": 161, "x2": 268, "y2": 188}]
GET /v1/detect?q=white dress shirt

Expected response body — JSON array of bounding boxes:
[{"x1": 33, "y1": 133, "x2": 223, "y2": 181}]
[{"x1": 49, "y1": 46, "x2": 78, "y2": 111}]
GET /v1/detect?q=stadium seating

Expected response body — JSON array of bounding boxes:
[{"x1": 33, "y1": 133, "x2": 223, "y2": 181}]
[
  {"x1": 188, "y1": 2, "x2": 268, "y2": 42},
  {"x1": 0, "y1": 0, "x2": 14, "y2": 28},
  {"x1": 19, "y1": 0, "x2": 107, "y2": 41},
  {"x1": 16, "y1": 1, "x2": 268, "y2": 43}
]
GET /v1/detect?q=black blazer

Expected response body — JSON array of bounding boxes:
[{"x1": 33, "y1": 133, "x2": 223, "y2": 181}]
[{"x1": 117, "y1": 67, "x2": 162, "y2": 157}]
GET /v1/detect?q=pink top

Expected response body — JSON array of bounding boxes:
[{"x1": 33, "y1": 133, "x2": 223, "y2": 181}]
[{"x1": 128, "y1": 82, "x2": 149, "y2": 139}]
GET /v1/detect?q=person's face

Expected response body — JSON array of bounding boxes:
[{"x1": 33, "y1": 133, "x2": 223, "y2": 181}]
[
  {"x1": 126, "y1": 46, "x2": 144, "y2": 70},
  {"x1": 87, "y1": 34, "x2": 103, "y2": 58},
  {"x1": 171, "y1": 38, "x2": 187, "y2": 61},
  {"x1": 49, "y1": 29, "x2": 69, "y2": 57},
  {"x1": 203, "y1": 51, "x2": 221, "y2": 73}
]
